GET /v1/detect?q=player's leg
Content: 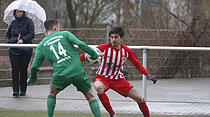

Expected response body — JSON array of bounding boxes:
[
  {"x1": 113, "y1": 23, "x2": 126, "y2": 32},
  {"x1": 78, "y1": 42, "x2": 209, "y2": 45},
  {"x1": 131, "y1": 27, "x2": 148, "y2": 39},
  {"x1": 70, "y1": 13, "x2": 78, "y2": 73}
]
[
  {"x1": 111, "y1": 79, "x2": 148, "y2": 117},
  {"x1": 94, "y1": 79, "x2": 115, "y2": 116},
  {"x1": 73, "y1": 73, "x2": 101, "y2": 117},
  {"x1": 83, "y1": 89, "x2": 101, "y2": 117},
  {"x1": 127, "y1": 88, "x2": 150, "y2": 117},
  {"x1": 47, "y1": 83, "x2": 60, "y2": 117}
]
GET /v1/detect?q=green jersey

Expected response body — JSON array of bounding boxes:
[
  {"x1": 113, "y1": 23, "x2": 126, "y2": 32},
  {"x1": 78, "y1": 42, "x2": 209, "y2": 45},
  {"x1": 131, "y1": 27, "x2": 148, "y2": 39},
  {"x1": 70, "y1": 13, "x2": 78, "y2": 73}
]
[{"x1": 28, "y1": 31, "x2": 98, "y2": 83}]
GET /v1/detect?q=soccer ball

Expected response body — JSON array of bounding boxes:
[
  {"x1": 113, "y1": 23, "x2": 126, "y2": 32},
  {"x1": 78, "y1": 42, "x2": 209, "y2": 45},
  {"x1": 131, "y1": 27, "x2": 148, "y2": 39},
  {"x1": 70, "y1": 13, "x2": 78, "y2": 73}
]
[{"x1": 85, "y1": 48, "x2": 101, "y2": 64}]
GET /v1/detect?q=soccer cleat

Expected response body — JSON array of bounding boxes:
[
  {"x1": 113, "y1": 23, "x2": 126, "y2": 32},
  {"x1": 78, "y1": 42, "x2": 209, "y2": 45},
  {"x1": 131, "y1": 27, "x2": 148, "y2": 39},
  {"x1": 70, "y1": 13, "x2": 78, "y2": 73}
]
[{"x1": 110, "y1": 114, "x2": 117, "y2": 117}]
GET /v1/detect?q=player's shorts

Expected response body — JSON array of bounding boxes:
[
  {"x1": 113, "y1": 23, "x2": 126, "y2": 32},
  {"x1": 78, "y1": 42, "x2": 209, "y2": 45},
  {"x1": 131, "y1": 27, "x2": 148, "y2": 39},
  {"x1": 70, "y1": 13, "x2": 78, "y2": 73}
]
[
  {"x1": 95, "y1": 75, "x2": 134, "y2": 97},
  {"x1": 52, "y1": 72, "x2": 91, "y2": 93}
]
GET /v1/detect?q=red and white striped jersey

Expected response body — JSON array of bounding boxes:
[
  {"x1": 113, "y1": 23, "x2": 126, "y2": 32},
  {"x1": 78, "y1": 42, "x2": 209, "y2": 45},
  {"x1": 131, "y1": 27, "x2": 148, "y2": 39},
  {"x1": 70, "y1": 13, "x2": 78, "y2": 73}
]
[
  {"x1": 79, "y1": 42, "x2": 149, "y2": 80},
  {"x1": 95, "y1": 42, "x2": 149, "y2": 80}
]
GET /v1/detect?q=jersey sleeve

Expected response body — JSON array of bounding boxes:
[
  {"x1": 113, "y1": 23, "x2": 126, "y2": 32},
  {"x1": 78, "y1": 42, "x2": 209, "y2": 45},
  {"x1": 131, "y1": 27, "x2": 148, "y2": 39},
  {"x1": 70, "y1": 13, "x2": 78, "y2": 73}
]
[
  {"x1": 28, "y1": 46, "x2": 45, "y2": 84},
  {"x1": 63, "y1": 31, "x2": 98, "y2": 60},
  {"x1": 126, "y1": 47, "x2": 149, "y2": 76},
  {"x1": 96, "y1": 43, "x2": 107, "y2": 52}
]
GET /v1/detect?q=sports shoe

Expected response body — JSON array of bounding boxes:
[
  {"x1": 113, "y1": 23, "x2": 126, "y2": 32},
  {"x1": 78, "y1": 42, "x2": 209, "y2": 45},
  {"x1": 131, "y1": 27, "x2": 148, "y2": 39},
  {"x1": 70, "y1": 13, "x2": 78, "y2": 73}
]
[{"x1": 110, "y1": 114, "x2": 117, "y2": 117}]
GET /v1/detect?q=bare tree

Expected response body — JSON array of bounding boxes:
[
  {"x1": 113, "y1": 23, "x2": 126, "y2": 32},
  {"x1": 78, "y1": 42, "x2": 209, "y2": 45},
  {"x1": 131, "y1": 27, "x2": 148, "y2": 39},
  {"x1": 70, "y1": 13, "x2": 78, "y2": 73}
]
[
  {"x1": 66, "y1": 0, "x2": 77, "y2": 28},
  {"x1": 65, "y1": 0, "x2": 115, "y2": 28}
]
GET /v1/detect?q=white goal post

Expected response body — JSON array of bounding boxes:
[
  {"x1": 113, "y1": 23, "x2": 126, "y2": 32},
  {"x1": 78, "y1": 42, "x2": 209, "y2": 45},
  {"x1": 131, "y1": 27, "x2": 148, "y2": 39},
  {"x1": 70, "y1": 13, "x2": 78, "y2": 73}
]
[{"x1": 0, "y1": 43, "x2": 210, "y2": 100}]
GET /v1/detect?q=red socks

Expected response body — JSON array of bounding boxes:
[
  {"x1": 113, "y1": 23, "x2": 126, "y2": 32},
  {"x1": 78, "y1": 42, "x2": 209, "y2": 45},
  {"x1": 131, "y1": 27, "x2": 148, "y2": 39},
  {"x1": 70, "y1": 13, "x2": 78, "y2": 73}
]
[
  {"x1": 98, "y1": 92, "x2": 115, "y2": 114},
  {"x1": 98, "y1": 92, "x2": 149, "y2": 117},
  {"x1": 138, "y1": 98, "x2": 150, "y2": 117}
]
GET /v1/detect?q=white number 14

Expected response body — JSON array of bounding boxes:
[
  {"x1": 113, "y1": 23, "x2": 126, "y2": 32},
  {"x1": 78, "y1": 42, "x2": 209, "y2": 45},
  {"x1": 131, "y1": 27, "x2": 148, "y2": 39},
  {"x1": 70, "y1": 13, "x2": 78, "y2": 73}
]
[{"x1": 50, "y1": 42, "x2": 67, "y2": 59}]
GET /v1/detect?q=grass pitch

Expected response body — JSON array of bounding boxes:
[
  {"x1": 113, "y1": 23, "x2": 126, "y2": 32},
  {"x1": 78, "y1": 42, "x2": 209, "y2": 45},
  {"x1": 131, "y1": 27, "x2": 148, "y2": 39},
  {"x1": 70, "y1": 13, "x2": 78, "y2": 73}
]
[{"x1": 0, "y1": 110, "x2": 208, "y2": 117}]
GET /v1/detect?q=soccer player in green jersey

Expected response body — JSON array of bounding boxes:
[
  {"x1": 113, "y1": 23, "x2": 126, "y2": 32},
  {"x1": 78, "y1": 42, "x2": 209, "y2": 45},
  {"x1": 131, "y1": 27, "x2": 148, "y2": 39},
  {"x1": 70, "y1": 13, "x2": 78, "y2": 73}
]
[{"x1": 27, "y1": 19, "x2": 102, "y2": 117}]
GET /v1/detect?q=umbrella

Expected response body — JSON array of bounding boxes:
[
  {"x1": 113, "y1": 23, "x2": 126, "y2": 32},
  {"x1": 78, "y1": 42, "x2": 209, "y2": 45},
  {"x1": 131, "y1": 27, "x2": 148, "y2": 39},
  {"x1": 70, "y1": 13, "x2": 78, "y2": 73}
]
[{"x1": 3, "y1": 0, "x2": 46, "y2": 34}]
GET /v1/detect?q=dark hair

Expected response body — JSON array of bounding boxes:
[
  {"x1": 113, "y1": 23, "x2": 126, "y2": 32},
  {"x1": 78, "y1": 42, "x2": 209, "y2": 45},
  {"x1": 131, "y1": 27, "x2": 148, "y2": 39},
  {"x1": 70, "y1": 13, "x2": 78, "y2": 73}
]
[
  {"x1": 108, "y1": 26, "x2": 125, "y2": 37},
  {"x1": 44, "y1": 19, "x2": 58, "y2": 31}
]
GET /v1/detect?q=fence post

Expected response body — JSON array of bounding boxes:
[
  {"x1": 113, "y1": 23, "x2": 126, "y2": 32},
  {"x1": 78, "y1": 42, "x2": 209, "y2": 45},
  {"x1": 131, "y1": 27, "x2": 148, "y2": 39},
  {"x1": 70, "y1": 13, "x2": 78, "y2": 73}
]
[{"x1": 142, "y1": 49, "x2": 147, "y2": 100}]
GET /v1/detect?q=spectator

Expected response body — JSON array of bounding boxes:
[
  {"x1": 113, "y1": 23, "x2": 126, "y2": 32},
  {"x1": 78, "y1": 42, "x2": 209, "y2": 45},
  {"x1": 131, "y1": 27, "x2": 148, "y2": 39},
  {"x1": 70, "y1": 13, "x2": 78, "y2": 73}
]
[{"x1": 5, "y1": 9, "x2": 35, "y2": 97}]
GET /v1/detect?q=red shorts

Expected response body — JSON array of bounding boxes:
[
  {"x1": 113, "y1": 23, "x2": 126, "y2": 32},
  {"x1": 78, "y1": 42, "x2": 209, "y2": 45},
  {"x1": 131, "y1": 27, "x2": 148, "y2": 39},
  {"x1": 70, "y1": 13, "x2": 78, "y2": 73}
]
[{"x1": 95, "y1": 75, "x2": 134, "y2": 97}]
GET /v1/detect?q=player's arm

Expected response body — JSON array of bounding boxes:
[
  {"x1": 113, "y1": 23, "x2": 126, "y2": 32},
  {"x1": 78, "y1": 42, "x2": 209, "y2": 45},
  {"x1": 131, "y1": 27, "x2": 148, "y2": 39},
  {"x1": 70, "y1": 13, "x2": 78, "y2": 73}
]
[
  {"x1": 27, "y1": 47, "x2": 45, "y2": 84},
  {"x1": 128, "y1": 49, "x2": 157, "y2": 84},
  {"x1": 64, "y1": 31, "x2": 98, "y2": 60},
  {"x1": 128, "y1": 54, "x2": 149, "y2": 76}
]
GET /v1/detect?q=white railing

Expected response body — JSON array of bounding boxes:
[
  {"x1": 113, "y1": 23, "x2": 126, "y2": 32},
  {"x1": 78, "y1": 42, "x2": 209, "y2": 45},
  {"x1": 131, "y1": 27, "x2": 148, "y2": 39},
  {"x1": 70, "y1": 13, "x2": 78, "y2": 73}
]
[{"x1": 1, "y1": 43, "x2": 210, "y2": 100}]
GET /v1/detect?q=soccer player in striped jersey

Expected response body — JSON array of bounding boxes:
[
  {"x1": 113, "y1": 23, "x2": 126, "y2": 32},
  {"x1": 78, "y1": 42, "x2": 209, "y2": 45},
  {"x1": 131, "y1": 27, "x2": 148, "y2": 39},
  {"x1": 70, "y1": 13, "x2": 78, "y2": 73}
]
[
  {"x1": 80, "y1": 26, "x2": 157, "y2": 117},
  {"x1": 27, "y1": 19, "x2": 101, "y2": 117}
]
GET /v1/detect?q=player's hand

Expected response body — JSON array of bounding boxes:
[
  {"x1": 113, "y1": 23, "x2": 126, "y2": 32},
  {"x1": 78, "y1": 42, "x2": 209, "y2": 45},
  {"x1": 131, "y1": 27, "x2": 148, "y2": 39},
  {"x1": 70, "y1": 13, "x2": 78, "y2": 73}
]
[
  {"x1": 27, "y1": 78, "x2": 36, "y2": 85},
  {"x1": 147, "y1": 74, "x2": 157, "y2": 84},
  {"x1": 27, "y1": 80, "x2": 33, "y2": 85}
]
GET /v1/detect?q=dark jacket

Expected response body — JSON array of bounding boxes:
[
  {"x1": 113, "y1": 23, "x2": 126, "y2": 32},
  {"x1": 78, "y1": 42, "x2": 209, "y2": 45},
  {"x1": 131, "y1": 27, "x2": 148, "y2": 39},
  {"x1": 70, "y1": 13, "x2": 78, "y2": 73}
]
[{"x1": 6, "y1": 11, "x2": 35, "y2": 55}]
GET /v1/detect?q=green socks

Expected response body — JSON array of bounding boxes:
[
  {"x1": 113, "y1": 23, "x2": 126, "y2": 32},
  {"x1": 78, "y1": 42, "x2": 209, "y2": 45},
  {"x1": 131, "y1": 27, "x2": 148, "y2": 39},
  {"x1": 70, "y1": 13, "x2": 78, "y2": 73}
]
[
  {"x1": 47, "y1": 95, "x2": 101, "y2": 117},
  {"x1": 89, "y1": 99, "x2": 102, "y2": 117},
  {"x1": 47, "y1": 95, "x2": 56, "y2": 117}
]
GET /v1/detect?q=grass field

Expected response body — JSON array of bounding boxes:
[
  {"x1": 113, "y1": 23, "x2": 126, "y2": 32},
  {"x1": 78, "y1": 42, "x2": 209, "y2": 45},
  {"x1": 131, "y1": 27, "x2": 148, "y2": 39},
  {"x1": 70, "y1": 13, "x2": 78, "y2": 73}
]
[{"x1": 0, "y1": 111, "x2": 208, "y2": 117}]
